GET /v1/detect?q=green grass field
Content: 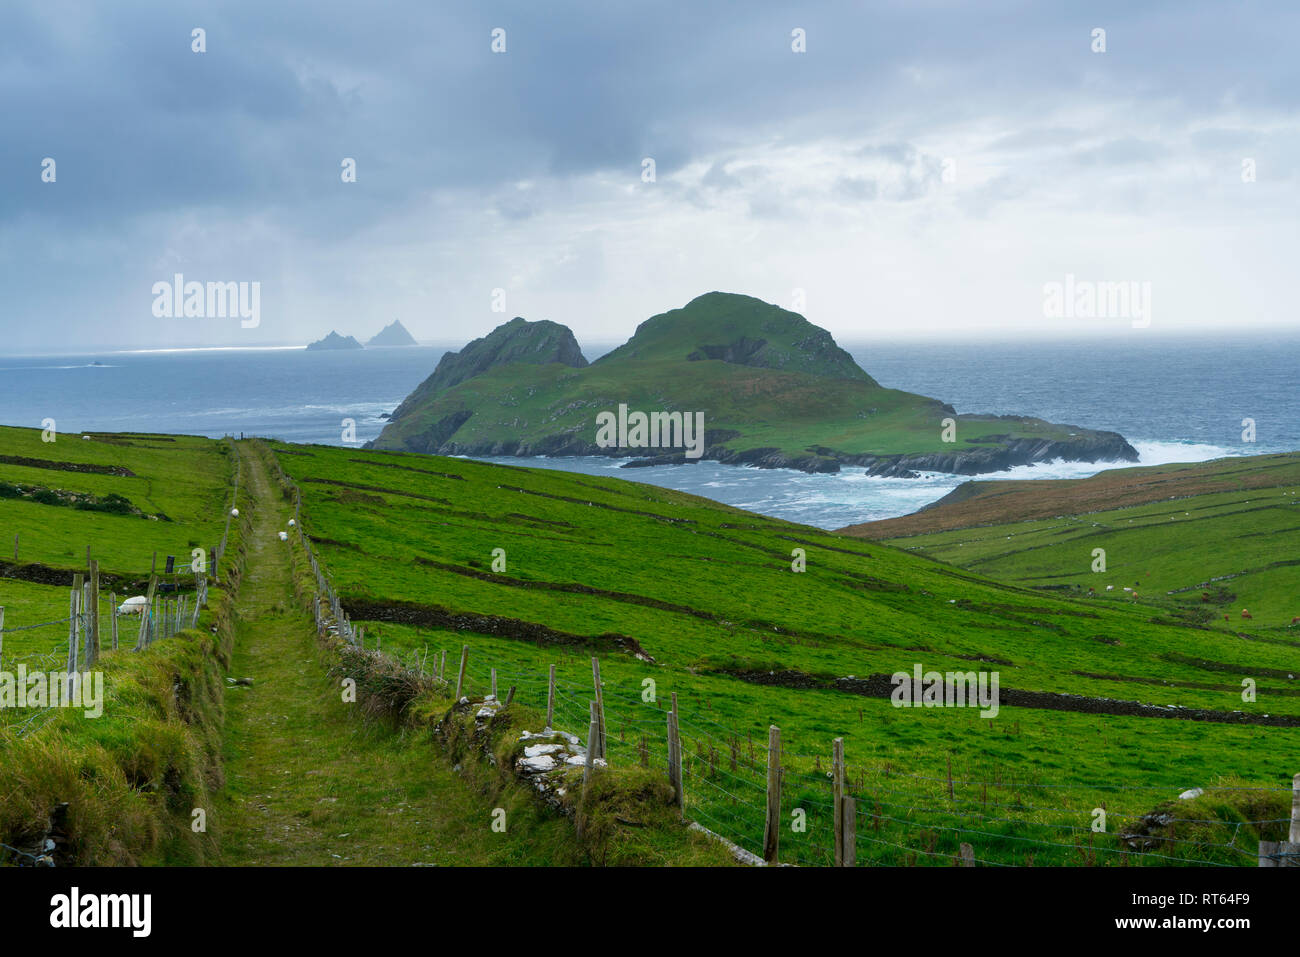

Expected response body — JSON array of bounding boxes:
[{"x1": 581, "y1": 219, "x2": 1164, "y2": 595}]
[
  {"x1": 0, "y1": 425, "x2": 238, "y2": 739},
  {"x1": 269, "y1": 440, "x2": 1300, "y2": 865},
  {"x1": 870, "y1": 454, "x2": 1300, "y2": 629},
  {"x1": 0, "y1": 426, "x2": 233, "y2": 574},
  {"x1": 5, "y1": 423, "x2": 1296, "y2": 866}
]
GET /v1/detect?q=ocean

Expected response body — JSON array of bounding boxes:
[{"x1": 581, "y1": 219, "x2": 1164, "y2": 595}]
[{"x1": 2, "y1": 334, "x2": 1295, "y2": 530}]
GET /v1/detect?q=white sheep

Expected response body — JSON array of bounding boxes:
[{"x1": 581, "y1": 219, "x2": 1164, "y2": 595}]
[
  {"x1": 288, "y1": 519, "x2": 296, "y2": 527},
  {"x1": 278, "y1": 531, "x2": 288, "y2": 541},
  {"x1": 117, "y1": 595, "x2": 149, "y2": 615},
  {"x1": 231, "y1": 508, "x2": 239, "y2": 517}
]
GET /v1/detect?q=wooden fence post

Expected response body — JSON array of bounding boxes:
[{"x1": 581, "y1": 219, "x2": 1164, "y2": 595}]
[
  {"x1": 1292, "y1": 772, "x2": 1300, "y2": 844},
  {"x1": 82, "y1": 580, "x2": 92, "y2": 667},
  {"x1": 591, "y1": 657, "x2": 607, "y2": 760},
  {"x1": 0, "y1": 606, "x2": 5, "y2": 669},
  {"x1": 577, "y1": 702, "x2": 600, "y2": 844},
  {"x1": 109, "y1": 594, "x2": 119, "y2": 651},
  {"x1": 832, "y1": 737, "x2": 845, "y2": 866},
  {"x1": 136, "y1": 574, "x2": 157, "y2": 650},
  {"x1": 454, "y1": 645, "x2": 469, "y2": 700},
  {"x1": 505, "y1": 685, "x2": 516, "y2": 707},
  {"x1": 959, "y1": 843, "x2": 975, "y2": 867},
  {"x1": 87, "y1": 559, "x2": 100, "y2": 667},
  {"x1": 546, "y1": 663, "x2": 556, "y2": 729},
  {"x1": 666, "y1": 692, "x2": 684, "y2": 819},
  {"x1": 67, "y1": 577, "x2": 82, "y2": 700},
  {"x1": 762, "y1": 725, "x2": 781, "y2": 864},
  {"x1": 584, "y1": 701, "x2": 599, "y2": 784},
  {"x1": 491, "y1": 668, "x2": 498, "y2": 700},
  {"x1": 841, "y1": 796, "x2": 857, "y2": 867}
]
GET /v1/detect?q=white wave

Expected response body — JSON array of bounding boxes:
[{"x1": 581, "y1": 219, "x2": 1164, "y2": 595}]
[
  {"x1": 1130, "y1": 439, "x2": 1240, "y2": 466},
  {"x1": 430, "y1": 440, "x2": 1276, "y2": 530}
]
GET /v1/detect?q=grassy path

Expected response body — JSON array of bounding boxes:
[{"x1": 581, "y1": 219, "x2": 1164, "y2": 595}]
[{"x1": 216, "y1": 444, "x2": 573, "y2": 865}]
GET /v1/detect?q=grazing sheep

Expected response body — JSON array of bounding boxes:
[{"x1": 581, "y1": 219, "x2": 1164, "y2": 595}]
[
  {"x1": 288, "y1": 519, "x2": 296, "y2": 527},
  {"x1": 231, "y1": 508, "x2": 239, "y2": 517},
  {"x1": 277, "y1": 531, "x2": 288, "y2": 541},
  {"x1": 1241, "y1": 609, "x2": 1253, "y2": 619},
  {"x1": 117, "y1": 595, "x2": 148, "y2": 615},
  {"x1": 1105, "y1": 585, "x2": 1114, "y2": 591}
]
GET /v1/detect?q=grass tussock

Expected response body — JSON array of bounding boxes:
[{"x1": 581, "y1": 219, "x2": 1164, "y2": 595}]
[
  {"x1": 0, "y1": 459, "x2": 249, "y2": 867},
  {"x1": 326, "y1": 641, "x2": 435, "y2": 722},
  {"x1": 1115, "y1": 777, "x2": 1293, "y2": 864},
  {"x1": 0, "y1": 624, "x2": 230, "y2": 865}
]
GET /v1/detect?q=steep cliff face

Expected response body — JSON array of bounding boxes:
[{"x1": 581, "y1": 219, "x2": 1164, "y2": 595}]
[{"x1": 383, "y1": 318, "x2": 587, "y2": 426}]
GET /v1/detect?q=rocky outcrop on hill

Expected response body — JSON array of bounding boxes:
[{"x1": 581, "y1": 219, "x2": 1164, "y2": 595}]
[{"x1": 382, "y1": 317, "x2": 587, "y2": 427}]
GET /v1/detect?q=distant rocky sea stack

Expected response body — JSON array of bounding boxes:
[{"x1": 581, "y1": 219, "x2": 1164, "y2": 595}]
[
  {"x1": 306, "y1": 331, "x2": 364, "y2": 351},
  {"x1": 367, "y1": 319, "x2": 418, "y2": 347}
]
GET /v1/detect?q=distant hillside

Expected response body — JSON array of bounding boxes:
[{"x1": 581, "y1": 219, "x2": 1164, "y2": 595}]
[
  {"x1": 265, "y1": 436, "x2": 1300, "y2": 865},
  {"x1": 845, "y1": 451, "x2": 1300, "y2": 627},
  {"x1": 841, "y1": 452, "x2": 1300, "y2": 538},
  {"x1": 368, "y1": 292, "x2": 1137, "y2": 475},
  {"x1": 380, "y1": 318, "x2": 588, "y2": 449},
  {"x1": 367, "y1": 320, "x2": 418, "y2": 347},
  {"x1": 306, "y1": 331, "x2": 363, "y2": 351}
]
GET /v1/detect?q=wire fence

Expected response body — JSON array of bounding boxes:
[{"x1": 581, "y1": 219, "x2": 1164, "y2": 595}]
[{"x1": 0, "y1": 439, "x2": 239, "y2": 740}]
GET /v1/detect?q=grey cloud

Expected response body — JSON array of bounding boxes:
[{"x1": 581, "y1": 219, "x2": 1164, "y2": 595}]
[{"x1": 2, "y1": 0, "x2": 1298, "y2": 350}]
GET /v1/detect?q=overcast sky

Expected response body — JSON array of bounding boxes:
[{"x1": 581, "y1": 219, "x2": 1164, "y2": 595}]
[{"x1": 1, "y1": 0, "x2": 1296, "y2": 352}]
